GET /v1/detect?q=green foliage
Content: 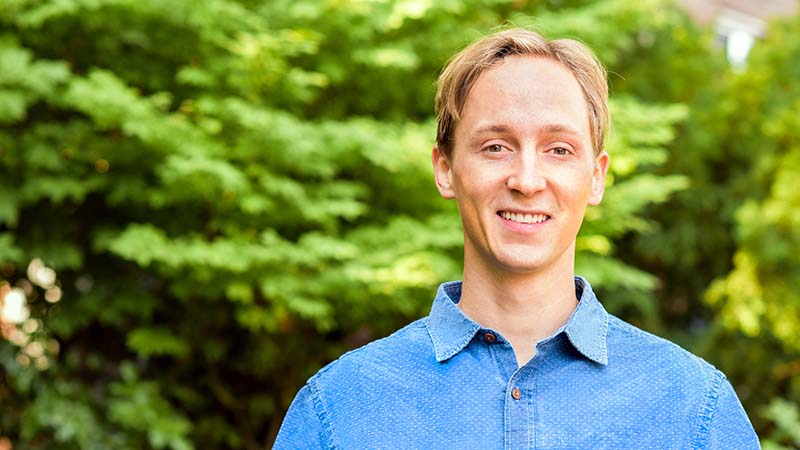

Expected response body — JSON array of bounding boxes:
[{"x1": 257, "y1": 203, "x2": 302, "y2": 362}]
[
  {"x1": 762, "y1": 399, "x2": 800, "y2": 450},
  {"x1": 576, "y1": 97, "x2": 689, "y2": 326},
  {"x1": 21, "y1": 382, "x2": 116, "y2": 450},
  {"x1": 706, "y1": 91, "x2": 800, "y2": 350},
  {"x1": 695, "y1": 16, "x2": 800, "y2": 440},
  {"x1": 108, "y1": 363, "x2": 194, "y2": 450},
  {"x1": 1, "y1": 0, "x2": 795, "y2": 448},
  {"x1": 126, "y1": 328, "x2": 190, "y2": 358},
  {"x1": 616, "y1": 9, "x2": 800, "y2": 441}
]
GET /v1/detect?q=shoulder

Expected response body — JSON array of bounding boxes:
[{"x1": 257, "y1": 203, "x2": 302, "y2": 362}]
[
  {"x1": 606, "y1": 314, "x2": 719, "y2": 378},
  {"x1": 604, "y1": 317, "x2": 759, "y2": 447},
  {"x1": 602, "y1": 315, "x2": 757, "y2": 445},
  {"x1": 275, "y1": 319, "x2": 435, "y2": 449},
  {"x1": 605, "y1": 314, "x2": 728, "y2": 406},
  {"x1": 296, "y1": 317, "x2": 437, "y2": 438},
  {"x1": 309, "y1": 317, "x2": 434, "y2": 388}
]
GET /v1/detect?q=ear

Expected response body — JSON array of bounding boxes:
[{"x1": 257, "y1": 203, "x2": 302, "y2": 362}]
[
  {"x1": 432, "y1": 145, "x2": 456, "y2": 199},
  {"x1": 588, "y1": 151, "x2": 609, "y2": 206}
]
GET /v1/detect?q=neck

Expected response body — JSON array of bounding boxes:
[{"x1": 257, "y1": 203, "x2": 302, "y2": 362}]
[{"x1": 457, "y1": 251, "x2": 579, "y2": 366}]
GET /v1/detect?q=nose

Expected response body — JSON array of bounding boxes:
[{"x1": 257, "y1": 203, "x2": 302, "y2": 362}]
[{"x1": 506, "y1": 152, "x2": 546, "y2": 195}]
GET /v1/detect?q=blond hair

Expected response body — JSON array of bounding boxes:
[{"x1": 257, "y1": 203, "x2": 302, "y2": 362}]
[{"x1": 435, "y1": 28, "x2": 609, "y2": 157}]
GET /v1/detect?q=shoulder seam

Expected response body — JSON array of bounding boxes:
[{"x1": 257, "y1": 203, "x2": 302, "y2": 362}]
[
  {"x1": 690, "y1": 369, "x2": 725, "y2": 449},
  {"x1": 308, "y1": 378, "x2": 338, "y2": 450}
]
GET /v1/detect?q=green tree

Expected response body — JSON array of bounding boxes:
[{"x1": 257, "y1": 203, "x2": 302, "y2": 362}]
[
  {"x1": 609, "y1": 5, "x2": 800, "y2": 441},
  {"x1": 0, "y1": 0, "x2": 745, "y2": 448},
  {"x1": 701, "y1": 15, "x2": 800, "y2": 445}
]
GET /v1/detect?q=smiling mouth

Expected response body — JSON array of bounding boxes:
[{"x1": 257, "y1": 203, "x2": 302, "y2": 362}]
[{"x1": 498, "y1": 211, "x2": 550, "y2": 224}]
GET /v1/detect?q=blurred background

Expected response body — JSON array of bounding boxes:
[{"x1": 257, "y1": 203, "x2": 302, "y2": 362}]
[{"x1": 1, "y1": 0, "x2": 799, "y2": 448}]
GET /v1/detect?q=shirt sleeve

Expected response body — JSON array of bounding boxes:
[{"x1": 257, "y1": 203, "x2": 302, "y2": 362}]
[
  {"x1": 273, "y1": 384, "x2": 329, "y2": 450},
  {"x1": 700, "y1": 373, "x2": 761, "y2": 449}
]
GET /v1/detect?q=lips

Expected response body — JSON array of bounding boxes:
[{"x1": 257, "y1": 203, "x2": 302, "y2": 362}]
[{"x1": 498, "y1": 211, "x2": 550, "y2": 224}]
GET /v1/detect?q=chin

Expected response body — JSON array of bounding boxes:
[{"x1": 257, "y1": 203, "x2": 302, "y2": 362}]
[
  {"x1": 490, "y1": 242, "x2": 574, "y2": 275},
  {"x1": 493, "y1": 254, "x2": 550, "y2": 274}
]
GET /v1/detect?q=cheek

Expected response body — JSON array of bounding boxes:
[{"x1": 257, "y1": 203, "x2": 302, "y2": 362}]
[
  {"x1": 451, "y1": 164, "x2": 490, "y2": 194},
  {"x1": 552, "y1": 171, "x2": 594, "y2": 203}
]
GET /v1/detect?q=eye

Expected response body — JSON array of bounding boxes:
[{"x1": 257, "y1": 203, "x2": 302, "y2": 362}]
[
  {"x1": 550, "y1": 147, "x2": 570, "y2": 156},
  {"x1": 485, "y1": 144, "x2": 505, "y2": 153}
]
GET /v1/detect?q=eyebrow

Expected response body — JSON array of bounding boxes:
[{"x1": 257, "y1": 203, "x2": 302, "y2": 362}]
[
  {"x1": 474, "y1": 124, "x2": 511, "y2": 134},
  {"x1": 538, "y1": 123, "x2": 583, "y2": 137},
  {"x1": 471, "y1": 123, "x2": 583, "y2": 137}
]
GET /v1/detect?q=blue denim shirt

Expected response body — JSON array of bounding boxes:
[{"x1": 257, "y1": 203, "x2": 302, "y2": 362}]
[{"x1": 274, "y1": 277, "x2": 759, "y2": 449}]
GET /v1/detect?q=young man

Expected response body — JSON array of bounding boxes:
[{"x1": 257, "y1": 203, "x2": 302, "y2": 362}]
[{"x1": 274, "y1": 28, "x2": 759, "y2": 449}]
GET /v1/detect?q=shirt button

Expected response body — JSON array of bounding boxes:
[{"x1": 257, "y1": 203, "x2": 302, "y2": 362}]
[
  {"x1": 483, "y1": 332, "x2": 496, "y2": 344},
  {"x1": 511, "y1": 387, "x2": 522, "y2": 400}
]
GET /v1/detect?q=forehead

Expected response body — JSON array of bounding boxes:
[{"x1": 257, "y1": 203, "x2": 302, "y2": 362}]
[{"x1": 457, "y1": 55, "x2": 591, "y2": 141}]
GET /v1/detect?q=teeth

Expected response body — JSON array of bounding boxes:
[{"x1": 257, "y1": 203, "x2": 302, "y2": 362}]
[{"x1": 500, "y1": 211, "x2": 548, "y2": 224}]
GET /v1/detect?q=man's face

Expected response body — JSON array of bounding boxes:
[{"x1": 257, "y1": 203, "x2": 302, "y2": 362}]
[{"x1": 433, "y1": 55, "x2": 608, "y2": 276}]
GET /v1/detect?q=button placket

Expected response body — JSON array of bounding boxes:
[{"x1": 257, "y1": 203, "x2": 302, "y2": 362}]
[{"x1": 504, "y1": 370, "x2": 533, "y2": 449}]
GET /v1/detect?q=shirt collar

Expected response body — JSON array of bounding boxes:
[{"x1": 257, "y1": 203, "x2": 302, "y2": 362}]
[
  {"x1": 425, "y1": 276, "x2": 609, "y2": 365},
  {"x1": 426, "y1": 281, "x2": 481, "y2": 363},
  {"x1": 563, "y1": 277, "x2": 609, "y2": 365}
]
